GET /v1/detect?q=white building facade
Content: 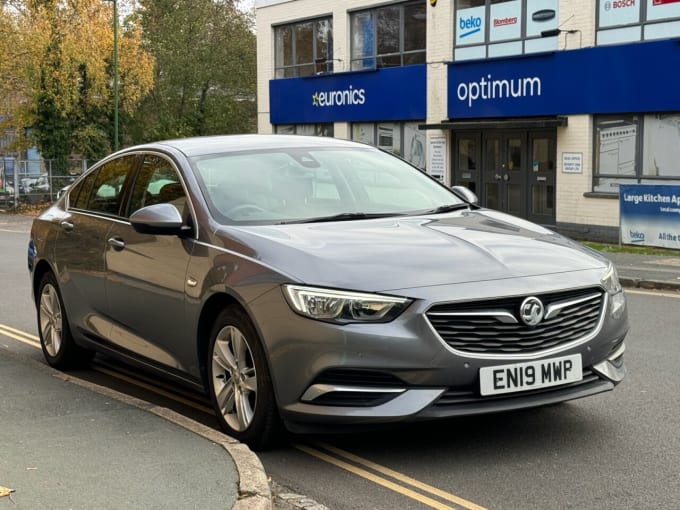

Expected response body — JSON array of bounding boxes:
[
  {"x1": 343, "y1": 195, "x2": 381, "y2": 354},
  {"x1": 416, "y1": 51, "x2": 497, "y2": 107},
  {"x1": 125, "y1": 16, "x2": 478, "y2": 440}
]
[{"x1": 255, "y1": 0, "x2": 680, "y2": 242}]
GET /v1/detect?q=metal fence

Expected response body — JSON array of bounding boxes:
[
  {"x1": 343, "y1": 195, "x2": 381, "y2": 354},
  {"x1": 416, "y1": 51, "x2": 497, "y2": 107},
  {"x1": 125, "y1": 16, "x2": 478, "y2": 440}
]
[{"x1": 0, "y1": 159, "x2": 91, "y2": 210}]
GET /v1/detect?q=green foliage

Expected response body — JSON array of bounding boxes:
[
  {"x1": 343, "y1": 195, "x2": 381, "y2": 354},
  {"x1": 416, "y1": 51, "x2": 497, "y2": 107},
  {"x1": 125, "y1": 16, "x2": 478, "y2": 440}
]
[{"x1": 127, "y1": 0, "x2": 257, "y2": 142}]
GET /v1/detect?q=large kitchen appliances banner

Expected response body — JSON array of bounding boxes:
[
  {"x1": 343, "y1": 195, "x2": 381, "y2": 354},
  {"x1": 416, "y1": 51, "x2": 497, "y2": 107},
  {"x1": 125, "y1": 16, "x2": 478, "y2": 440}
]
[
  {"x1": 448, "y1": 39, "x2": 680, "y2": 118},
  {"x1": 620, "y1": 184, "x2": 680, "y2": 249},
  {"x1": 269, "y1": 65, "x2": 426, "y2": 124}
]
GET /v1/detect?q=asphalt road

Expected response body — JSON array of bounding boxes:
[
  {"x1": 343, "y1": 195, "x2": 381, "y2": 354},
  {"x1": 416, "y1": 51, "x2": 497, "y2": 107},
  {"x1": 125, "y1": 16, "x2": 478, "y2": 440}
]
[{"x1": 2, "y1": 215, "x2": 679, "y2": 510}]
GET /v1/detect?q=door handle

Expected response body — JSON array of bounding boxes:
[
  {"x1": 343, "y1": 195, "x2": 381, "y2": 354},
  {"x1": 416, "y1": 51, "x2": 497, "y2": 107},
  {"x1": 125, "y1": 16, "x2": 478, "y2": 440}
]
[
  {"x1": 108, "y1": 237, "x2": 126, "y2": 251},
  {"x1": 59, "y1": 221, "x2": 74, "y2": 232}
]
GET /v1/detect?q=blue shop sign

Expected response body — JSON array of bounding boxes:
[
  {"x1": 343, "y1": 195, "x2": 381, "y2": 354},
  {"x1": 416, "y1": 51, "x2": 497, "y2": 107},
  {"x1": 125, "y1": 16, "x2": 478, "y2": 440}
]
[
  {"x1": 269, "y1": 65, "x2": 426, "y2": 124},
  {"x1": 620, "y1": 184, "x2": 680, "y2": 249},
  {"x1": 448, "y1": 39, "x2": 680, "y2": 119}
]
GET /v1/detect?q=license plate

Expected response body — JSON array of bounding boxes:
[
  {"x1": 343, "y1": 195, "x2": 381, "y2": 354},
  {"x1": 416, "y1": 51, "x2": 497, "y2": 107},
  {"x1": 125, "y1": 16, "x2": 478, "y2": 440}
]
[{"x1": 479, "y1": 354, "x2": 583, "y2": 396}]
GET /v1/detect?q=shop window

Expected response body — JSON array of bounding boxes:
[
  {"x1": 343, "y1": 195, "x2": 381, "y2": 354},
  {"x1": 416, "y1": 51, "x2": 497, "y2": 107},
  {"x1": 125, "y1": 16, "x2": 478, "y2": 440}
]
[
  {"x1": 596, "y1": 0, "x2": 680, "y2": 45},
  {"x1": 275, "y1": 17, "x2": 333, "y2": 78},
  {"x1": 642, "y1": 114, "x2": 680, "y2": 179},
  {"x1": 593, "y1": 115, "x2": 639, "y2": 194},
  {"x1": 351, "y1": 122, "x2": 426, "y2": 170},
  {"x1": 350, "y1": 2, "x2": 426, "y2": 71},
  {"x1": 593, "y1": 113, "x2": 680, "y2": 194},
  {"x1": 274, "y1": 124, "x2": 334, "y2": 137}
]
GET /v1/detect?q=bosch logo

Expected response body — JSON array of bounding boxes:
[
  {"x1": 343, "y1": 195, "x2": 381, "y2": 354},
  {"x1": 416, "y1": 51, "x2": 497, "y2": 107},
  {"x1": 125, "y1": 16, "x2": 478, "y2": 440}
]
[
  {"x1": 605, "y1": 0, "x2": 636, "y2": 9},
  {"x1": 519, "y1": 297, "x2": 545, "y2": 326}
]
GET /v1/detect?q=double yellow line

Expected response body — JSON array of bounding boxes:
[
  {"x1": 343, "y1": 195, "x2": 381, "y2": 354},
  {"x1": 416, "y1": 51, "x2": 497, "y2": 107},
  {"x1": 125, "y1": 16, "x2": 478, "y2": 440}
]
[
  {"x1": 0, "y1": 323, "x2": 486, "y2": 510},
  {"x1": 0, "y1": 324, "x2": 40, "y2": 348},
  {"x1": 297, "y1": 443, "x2": 486, "y2": 510}
]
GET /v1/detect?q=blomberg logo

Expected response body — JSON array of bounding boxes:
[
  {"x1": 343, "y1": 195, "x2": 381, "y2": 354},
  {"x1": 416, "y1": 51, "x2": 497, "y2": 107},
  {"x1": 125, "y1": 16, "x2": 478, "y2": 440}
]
[
  {"x1": 494, "y1": 17, "x2": 518, "y2": 27},
  {"x1": 457, "y1": 74, "x2": 542, "y2": 108},
  {"x1": 312, "y1": 85, "x2": 366, "y2": 107}
]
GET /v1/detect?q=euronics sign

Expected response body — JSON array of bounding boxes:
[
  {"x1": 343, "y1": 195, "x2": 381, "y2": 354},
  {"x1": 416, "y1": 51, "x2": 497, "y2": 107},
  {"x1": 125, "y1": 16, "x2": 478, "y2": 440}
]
[
  {"x1": 269, "y1": 65, "x2": 426, "y2": 124},
  {"x1": 620, "y1": 184, "x2": 680, "y2": 249}
]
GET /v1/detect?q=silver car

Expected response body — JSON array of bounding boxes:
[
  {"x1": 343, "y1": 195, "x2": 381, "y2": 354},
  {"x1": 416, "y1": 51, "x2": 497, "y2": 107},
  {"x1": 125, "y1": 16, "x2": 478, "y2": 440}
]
[{"x1": 28, "y1": 135, "x2": 628, "y2": 450}]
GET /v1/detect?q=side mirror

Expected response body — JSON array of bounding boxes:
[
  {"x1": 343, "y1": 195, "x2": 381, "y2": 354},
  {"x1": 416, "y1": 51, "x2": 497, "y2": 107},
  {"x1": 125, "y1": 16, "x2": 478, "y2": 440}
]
[
  {"x1": 451, "y1": 185, "x2": 479, "y2": 205},
  {"x1": 130, "y1": 203, "x2": 189, "y2": 235}
]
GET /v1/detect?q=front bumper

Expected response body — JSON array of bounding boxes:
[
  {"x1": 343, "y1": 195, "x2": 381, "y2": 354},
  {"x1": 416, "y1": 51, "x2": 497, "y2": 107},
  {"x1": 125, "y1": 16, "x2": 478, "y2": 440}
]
[{"x1": 249, "y1": 270, "x2": 629, "y2": 430}]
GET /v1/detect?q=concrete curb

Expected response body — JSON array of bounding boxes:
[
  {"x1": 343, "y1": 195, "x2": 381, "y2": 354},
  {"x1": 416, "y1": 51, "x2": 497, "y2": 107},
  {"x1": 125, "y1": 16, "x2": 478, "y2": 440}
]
[
  {"x1": 620, "y1": 277, "x2": 680, "y2": 292},
  {"x1": 52, "y1": 370, "x2": 273, "y2": 510}
]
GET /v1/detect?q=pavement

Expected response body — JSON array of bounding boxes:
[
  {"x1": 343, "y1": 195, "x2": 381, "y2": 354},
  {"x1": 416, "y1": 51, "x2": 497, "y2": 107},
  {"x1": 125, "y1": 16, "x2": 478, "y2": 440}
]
[{"x1": 1, "y1": 210, "x2": 679, "y2": 509}]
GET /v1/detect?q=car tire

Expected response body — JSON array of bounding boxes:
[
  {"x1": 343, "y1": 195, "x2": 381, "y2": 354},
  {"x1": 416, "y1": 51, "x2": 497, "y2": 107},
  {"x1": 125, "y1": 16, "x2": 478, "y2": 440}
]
[
  {"x1": 207, "y1": 305, "x2": 282, "y2": 450},
  {"x1": 37, "y1": 272, "x2": 94, "y2": 369}
]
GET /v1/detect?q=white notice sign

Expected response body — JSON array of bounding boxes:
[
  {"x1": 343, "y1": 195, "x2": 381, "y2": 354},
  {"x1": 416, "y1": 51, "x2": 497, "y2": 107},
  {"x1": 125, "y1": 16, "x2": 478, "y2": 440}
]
[
  {"x1": 562, "y1": 152, "x2": 583, "y2": 174},
  {"x1": 428, "y1": 136, "x2": 446, "y2": 182}
]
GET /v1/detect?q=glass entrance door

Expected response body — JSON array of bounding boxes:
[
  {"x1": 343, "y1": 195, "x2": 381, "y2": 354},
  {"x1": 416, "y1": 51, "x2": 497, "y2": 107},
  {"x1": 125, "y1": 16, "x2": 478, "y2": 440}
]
[
  {"x1": 527, "y1": 132, "x2": 556, "y2": 225},
  {"x1": 452, "y1": 129, "x2": 556, "y2": 225},
  {"x1": 481, "y1": 132, "x2": 526, "y2": 218}
]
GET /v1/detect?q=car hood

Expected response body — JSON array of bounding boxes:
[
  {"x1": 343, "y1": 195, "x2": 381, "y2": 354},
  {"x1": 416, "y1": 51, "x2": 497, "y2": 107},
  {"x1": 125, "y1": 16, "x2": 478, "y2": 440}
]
[{"x1": 221, "y1": 209, "x2": 609, "y2": 292}]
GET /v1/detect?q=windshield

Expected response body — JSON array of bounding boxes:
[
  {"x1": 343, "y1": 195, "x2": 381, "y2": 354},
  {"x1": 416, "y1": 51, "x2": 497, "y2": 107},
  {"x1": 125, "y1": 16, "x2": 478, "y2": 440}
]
[{"x1": 190, "y1": 147, "x2": 464, "y2": 224}]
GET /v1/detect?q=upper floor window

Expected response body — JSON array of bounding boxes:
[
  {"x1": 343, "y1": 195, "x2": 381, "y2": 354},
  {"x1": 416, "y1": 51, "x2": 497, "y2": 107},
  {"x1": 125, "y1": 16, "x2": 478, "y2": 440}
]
[
  {"x1": 596, "y1": 0, "x2": 680, "y2": 45},
  {"x1": 274, "y1": 17, "x2": 333, "y2": 78},
  {"x1": 350, "y1": 1, "x2": 426, "y2": 71},
  {"x1": 454, "y1": 0, "x2": 559, "y2": 60}
]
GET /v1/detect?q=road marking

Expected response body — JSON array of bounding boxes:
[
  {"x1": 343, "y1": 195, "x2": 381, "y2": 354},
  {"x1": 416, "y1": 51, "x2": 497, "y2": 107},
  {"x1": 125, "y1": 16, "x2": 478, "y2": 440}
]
[
  {"x1": 0, "y1": 322, "x2": 487, "y2": 510},
  {"x1": 295, "y1": 443, "x2": 486, "y2": 510},
  {"x1": 0, "y1": 324, "x2": 40, "y2": 348},
  {"x1": 92, "y1": 365, "x2": 214, "y2": 414},
  {"x1": 315, "y1": 443, "x2": 486, "y2": 510}
]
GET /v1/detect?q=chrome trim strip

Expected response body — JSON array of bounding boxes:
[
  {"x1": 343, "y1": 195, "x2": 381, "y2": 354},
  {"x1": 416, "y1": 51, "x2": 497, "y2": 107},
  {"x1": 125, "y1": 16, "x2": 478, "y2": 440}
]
[
  {"x1": 544, "y1": 292, "x2": 602, "y2": 320},
  {"x1": 592, "y1": 342, "x2": 626, "y2": 383},
  {"x1": 301, "y1": 384, "x2": 406, "y2": 403},
  {"x1": 426, "y1": 310, "x2": 518, "y2": 324}
]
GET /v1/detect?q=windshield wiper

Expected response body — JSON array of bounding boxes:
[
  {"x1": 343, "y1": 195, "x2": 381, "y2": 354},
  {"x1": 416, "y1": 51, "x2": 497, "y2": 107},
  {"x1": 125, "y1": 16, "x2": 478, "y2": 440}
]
[
  {"x1": 423, "y1": 203, "x2": 470, "y2": 214},
  {"x1": 278, "y1": 212, "x2": 403, "y2": 225}
]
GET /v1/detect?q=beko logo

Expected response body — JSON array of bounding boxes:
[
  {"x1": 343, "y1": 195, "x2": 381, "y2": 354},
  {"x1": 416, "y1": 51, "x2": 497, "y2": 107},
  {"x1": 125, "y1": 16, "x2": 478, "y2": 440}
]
[
  {"x1": 459, "y1": 16, "x2": 482, "y2": 38},
  {"x1": 312, "y1": 85, "x2": 366, "y2": 107},
  {"x1": 457, "y1": 74, "x2": 542, "y2": 108}
]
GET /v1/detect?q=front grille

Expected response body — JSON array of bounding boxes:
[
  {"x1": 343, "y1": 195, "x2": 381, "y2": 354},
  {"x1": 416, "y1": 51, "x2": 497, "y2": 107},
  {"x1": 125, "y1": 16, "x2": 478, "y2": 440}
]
[{"x1": 426, "y1": 288, "x2": 605, "y2": 355}]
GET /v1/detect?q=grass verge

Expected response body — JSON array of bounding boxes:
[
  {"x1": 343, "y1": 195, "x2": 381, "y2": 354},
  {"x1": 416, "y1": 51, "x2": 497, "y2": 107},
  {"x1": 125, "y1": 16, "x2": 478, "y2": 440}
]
[{"x1": 583, "y1": 241, "x2": 680, "y2": 257}]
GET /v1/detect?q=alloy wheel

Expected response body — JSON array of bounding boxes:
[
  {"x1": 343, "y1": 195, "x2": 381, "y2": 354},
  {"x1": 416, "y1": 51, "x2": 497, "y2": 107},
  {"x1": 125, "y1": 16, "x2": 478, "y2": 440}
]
[
  {"x1": 39, "y1": 283, "x2": 63, "y2": 357},
  {"x1": 211, "y1": 325, "x2": 258, "y2": 432}
]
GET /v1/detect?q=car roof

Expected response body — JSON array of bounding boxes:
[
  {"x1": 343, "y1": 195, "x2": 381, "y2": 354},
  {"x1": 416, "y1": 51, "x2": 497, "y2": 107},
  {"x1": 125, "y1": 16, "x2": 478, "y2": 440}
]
[{"x1": 126, "y1": 135, "x2": 368, "y2": 158}]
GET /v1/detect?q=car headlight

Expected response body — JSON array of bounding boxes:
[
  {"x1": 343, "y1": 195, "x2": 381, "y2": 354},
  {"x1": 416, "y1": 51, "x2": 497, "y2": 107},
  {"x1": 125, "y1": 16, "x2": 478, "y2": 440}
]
[
  {"x1": 600, "y1": 262, "x2": 622, "y2": 294},
  {"x1": 601, "y1": 262, "x2": 625, "y2": 319},
  {"x1": 283, "y1": 285, "x2": 412, "y2": 324}
]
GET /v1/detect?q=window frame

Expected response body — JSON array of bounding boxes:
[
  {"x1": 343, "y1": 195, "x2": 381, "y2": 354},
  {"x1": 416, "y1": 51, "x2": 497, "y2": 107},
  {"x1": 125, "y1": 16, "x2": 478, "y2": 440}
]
[
  {"x1": 274, "y1": 16, "x2": 334, "y2": 78},
  {"x1": 350, "y1": 1, "x2": 426, "y2": 71}
]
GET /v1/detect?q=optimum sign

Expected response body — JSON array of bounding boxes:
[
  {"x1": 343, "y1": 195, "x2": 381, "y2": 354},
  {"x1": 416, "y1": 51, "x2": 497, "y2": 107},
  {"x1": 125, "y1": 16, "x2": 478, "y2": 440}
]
[{"x1": 456, "y1": 74, "x2": 542, "y2": 108}]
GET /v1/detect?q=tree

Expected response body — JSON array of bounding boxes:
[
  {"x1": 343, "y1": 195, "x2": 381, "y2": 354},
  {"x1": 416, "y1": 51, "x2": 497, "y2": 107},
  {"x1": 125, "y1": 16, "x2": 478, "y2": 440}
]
[
  {"x1": 10, "y1": 0, "x2": 154, "y2": 170},
  {"x1": 129, "y1": 0, "x2": 256, "y2": 142}
]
